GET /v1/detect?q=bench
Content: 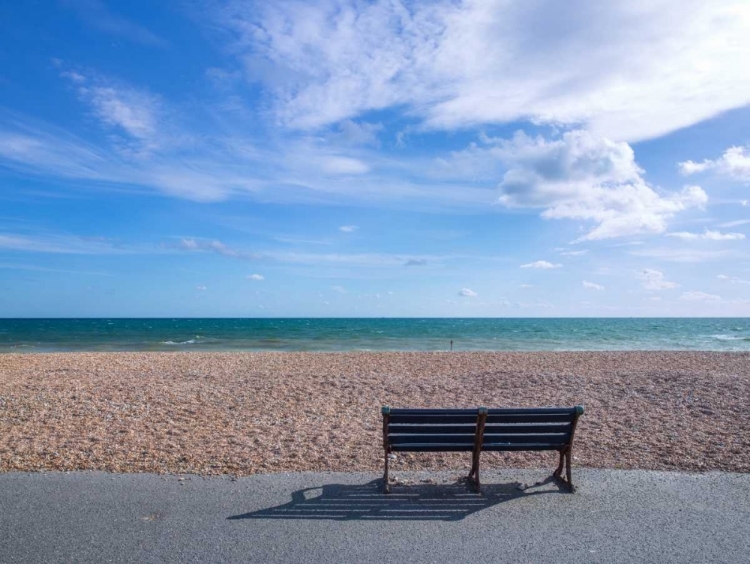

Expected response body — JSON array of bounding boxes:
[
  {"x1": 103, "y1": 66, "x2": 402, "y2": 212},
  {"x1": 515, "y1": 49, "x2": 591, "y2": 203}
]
[{"x1": 381, "y1": 405, "x2": 584, "y2": 493}]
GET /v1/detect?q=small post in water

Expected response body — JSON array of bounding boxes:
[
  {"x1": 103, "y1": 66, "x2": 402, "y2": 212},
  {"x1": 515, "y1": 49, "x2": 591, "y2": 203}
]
[{"x1": 450, "y1": 339, "x2": 453, "y2": 351}]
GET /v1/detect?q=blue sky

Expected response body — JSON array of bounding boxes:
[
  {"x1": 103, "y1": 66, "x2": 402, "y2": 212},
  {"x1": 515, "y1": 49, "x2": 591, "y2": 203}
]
[{"x1": 1, "y1": 0, "x2": 749, "y2": 317}]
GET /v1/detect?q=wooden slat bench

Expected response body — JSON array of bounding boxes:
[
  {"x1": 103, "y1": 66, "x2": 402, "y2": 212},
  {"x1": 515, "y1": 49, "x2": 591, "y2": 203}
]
[{"x1": 381, "y1": 405, "x2": 584, "y2": 493}]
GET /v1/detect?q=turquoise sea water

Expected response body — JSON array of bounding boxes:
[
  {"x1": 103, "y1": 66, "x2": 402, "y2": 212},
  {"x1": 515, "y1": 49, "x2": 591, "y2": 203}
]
[{"x1": 1, "y1": 318, "x2": 749, "y2": 352}]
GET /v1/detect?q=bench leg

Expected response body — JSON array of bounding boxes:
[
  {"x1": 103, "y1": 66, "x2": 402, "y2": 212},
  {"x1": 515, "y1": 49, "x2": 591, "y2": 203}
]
[
  {"x1": 467, "y1": 451, "x2": 481, "y2": 492},
  {"x1": 553, "y1": 448, "x2": 575, "y2": 492},
  {"x1": 383, "y1": 449, "x2": 391, "y2": 494},
  {"x1": 553, "y1": 449, "x2": 565, "y2": 480}
]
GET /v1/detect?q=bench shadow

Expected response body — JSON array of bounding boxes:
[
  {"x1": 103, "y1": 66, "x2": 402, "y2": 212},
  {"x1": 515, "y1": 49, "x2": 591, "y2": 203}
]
[{"x1": 228, "y1": 476, "x2": 567, "y2": 522}]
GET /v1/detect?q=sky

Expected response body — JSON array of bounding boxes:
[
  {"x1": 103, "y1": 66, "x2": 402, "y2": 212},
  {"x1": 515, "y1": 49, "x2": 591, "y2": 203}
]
[{"x1": 0, "y1": 0, "x2": 749, "y2": 317}]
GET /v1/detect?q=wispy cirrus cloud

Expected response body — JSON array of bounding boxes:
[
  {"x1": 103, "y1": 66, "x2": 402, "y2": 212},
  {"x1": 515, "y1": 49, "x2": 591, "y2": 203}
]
[
  {"x1": 215, "y1": 0, "x2": 750, "y2": 141},
  {"x1": 177, "y1": 238, "x2": 259, "y2": 260},
  {"x1": 582, "y1": 280, "x2": 604, "y2": 291},
  {"x1": 62, "y1": 0, "x2": 168, "y2": 47},
  {"x1": 0, "y1": 232, "x2": 132, "y2": 254},
  {"x1": 717, "y1": 274, "x2": 750, "y2": 285},
  {"x1": 680, "y1": 290, "x2": 721, "y2": 302},
  {"x1": 521, "y1": 260, "x2": 561, "y2": 269},
  {"x1": 630, "y1": 247, "x2": 736, "y2": 263},
  {"x1": 666, "y1": 229, "x2": 745, "y2": 241}
]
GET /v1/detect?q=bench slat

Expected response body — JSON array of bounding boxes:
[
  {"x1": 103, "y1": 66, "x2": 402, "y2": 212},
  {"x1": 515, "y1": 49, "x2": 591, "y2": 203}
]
[
  {"x1": 483, "y1": 424, "x2": 571, "y2": 434},
  {"x1": 388, "y1": 424, "x2": 572, "y2": 435},
  {"x1": 388, "y1": 424, "x2": 477, "y2": 435},
  {"x1": 389, "y1": 414, "x2": 479, "y2": 424},
  {"x1": 389, "y1": 409, "x2": 477, "y2": 415},
  {"x1": 481, "y1": 443, "x2": 566, "y2": 451},
  {"x1": 485, "y1": 413, "x2": 574, "y2": 424},
  {"x1": 389, "y1": 434, "x2": 477, "y2": 445},
  {"x1": 482, "y1": 433, "x2": 569, "y2": 444},
  {"x1": 487, "y1": 407, "x2": 578, "y2": 415},
  {"x1": 390, "y1": 444, "x2": 476, "y2": 452}
]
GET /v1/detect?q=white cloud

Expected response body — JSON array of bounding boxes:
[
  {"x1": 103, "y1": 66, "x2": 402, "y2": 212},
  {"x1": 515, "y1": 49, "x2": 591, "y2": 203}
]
[
  {"x1": 178, "y1": 238, "x2": 258, "y2": 260},
  {"x1": 0, "y1": 233, "x2": 128, "y2": 254},
  {"x1": 641, "y1": 269, "x2": 678, "y2": 290},
  {"x1": 65, "y1": 71, "x2": 161, "y2": 151},
  {"x1": 63, "y1": 0, "x2": 167, "y2": 47},
  {"x1": 559, "y1": 250, "x2": 588, "y2": 256},
  {"x1": 494, "y1": 131, "x2": 707, "y2": 240},
  {"x1": 519, "y1": 284, "x2": 534, "y2": 288},
  {"x1": 196, "y1": 285, "x2": 207, "y2": 291},
  {"x1": 320, "y1": 156, "x2": 369, "y2": 175},
  {"x1": 679, "y1": 146, "x2": 750, "y2": 183},
  {"x1": 717, "y1": 274, "x2": 750, "y2": 285},
  {"x1": 216, "y1": 0, "x2": 750, "y2": 141},
  {"x1": 339, "y1": 225, "x2": 358, "y2": 233},
  {"x1": 720, "y1": 219, "x2": 750, "y2": 228},
  {"x1": 520, "y1": 260, "x2": 562, "y2": 269},
  {"x1": 666, "y1": 229, "x2": 745, "y2": 241},
  {"x1": 582, "y1": 280, "x2": 604, "y2": 291},
  {"x1": 680, "y1": 291, "x2": 721, "y2": 302},
  {"x1": 247, "y1": 274, "x2": 264, "y2": 280},
  {"x1": 459, "y1": 288, "x2": 478, "y2": 297},
  {"x1": 331, "y1": 285, "x2": 347, "y2": 293},
  {"x1": 630, "y1": 247, "x2": 734, "y2": 263},
  {"x1": 329, "y1": 120, "x2": 383, "y2": 146}
]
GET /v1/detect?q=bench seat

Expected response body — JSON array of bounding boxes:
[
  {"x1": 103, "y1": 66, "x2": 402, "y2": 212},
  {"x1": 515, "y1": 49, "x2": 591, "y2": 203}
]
[{"x1": 381, "y1": 405, "x2": 584, "y2": 493}]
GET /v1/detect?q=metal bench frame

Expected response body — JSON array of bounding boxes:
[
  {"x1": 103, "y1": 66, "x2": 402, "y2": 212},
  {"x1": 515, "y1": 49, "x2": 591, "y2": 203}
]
[{"x1": 381, "y1": 405, "x2": 584, "y2": 493}]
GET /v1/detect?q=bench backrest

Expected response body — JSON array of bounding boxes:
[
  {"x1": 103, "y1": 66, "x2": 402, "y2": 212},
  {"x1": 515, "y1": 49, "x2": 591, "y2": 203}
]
[{"x1": 382, "y1": 406, "x2": 583, "y2": 453}]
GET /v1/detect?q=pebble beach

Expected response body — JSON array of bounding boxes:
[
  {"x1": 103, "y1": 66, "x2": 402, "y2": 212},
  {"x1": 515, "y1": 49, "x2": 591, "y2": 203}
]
[{"x1": 1, "y1": 351, "x2": 748, "y2": 476}]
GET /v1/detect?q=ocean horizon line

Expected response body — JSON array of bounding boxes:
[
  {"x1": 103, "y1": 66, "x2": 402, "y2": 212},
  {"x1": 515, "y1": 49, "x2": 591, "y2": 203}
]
[{"x1": 2, "y1": 317, "x2": 749, "y2": 353}]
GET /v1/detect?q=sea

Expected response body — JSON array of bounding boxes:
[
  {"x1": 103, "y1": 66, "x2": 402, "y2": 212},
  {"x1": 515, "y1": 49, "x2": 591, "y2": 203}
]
[{"x1": 0, "y1": 318, "x2": 749, "y2": 353}]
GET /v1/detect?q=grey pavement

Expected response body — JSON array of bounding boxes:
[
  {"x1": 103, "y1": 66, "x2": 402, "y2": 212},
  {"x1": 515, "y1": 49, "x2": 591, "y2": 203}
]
[{"x1": 1, "y1": 469, "x2": 749, "y2": 563}]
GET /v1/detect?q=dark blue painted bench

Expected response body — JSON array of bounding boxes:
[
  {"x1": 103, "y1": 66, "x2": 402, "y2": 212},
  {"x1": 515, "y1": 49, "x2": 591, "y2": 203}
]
[{"x1": 381, "y1": 405, "x2": 584, "y2": 493}]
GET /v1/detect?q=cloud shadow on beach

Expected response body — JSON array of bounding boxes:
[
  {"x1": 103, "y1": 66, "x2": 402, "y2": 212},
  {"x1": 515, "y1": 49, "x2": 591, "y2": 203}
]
[{"x1": 227, "y1": 477, "x2": 568, "y2": 522}]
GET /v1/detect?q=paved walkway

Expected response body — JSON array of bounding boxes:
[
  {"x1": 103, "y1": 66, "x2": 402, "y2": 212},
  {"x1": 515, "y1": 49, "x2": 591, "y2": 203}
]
[{"x1": 2, "y1": 469, "x2": 749, "y2": 563}]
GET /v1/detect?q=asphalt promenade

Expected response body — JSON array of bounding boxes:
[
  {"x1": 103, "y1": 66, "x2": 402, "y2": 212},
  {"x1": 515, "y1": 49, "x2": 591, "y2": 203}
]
[{"x1": 2, "y1": 469, "x2": 749, "y2": 563}]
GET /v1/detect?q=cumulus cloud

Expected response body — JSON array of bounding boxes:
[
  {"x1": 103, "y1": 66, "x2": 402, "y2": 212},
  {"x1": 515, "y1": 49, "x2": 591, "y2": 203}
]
[
  {"x1": 196, "y1": 285, "x2": 207, "y2": 291},
  {"x1": 582, "y1": 280, "x2": 604, "y2": 291},
  {"x1": 680, "y1": 291, "x2": 721, "y2": 302},
  {"x1": 247, "y1": 273, "x2": 264, "y2": 280},
  {"x1": 641, "y1": 269, "x2": 678, "y2": 290},
  {"x1": 520, "y1": 260, "x2": 562, "y2": 269},
  {"x1": 666, "y1": 229, "x2": 745, "y2": 241},
  {"x1": 494, "y1": 131, "x2": 707, "y2": 241},
  {"x1": 679, "y1": 146, "x2": 750, "y2": 183},
  {"x1": 331, "y1": 285, "x2": 347, "y2": 293},
  {"x1": 339, "y1": 225, "x2": 358, "y2": 233},
  {"x1": 216, "y1": 0, "x2": 750, "y2": 141},
  {"x1": 459, "y1": 288, "x2": 478, "y2": 297}
]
